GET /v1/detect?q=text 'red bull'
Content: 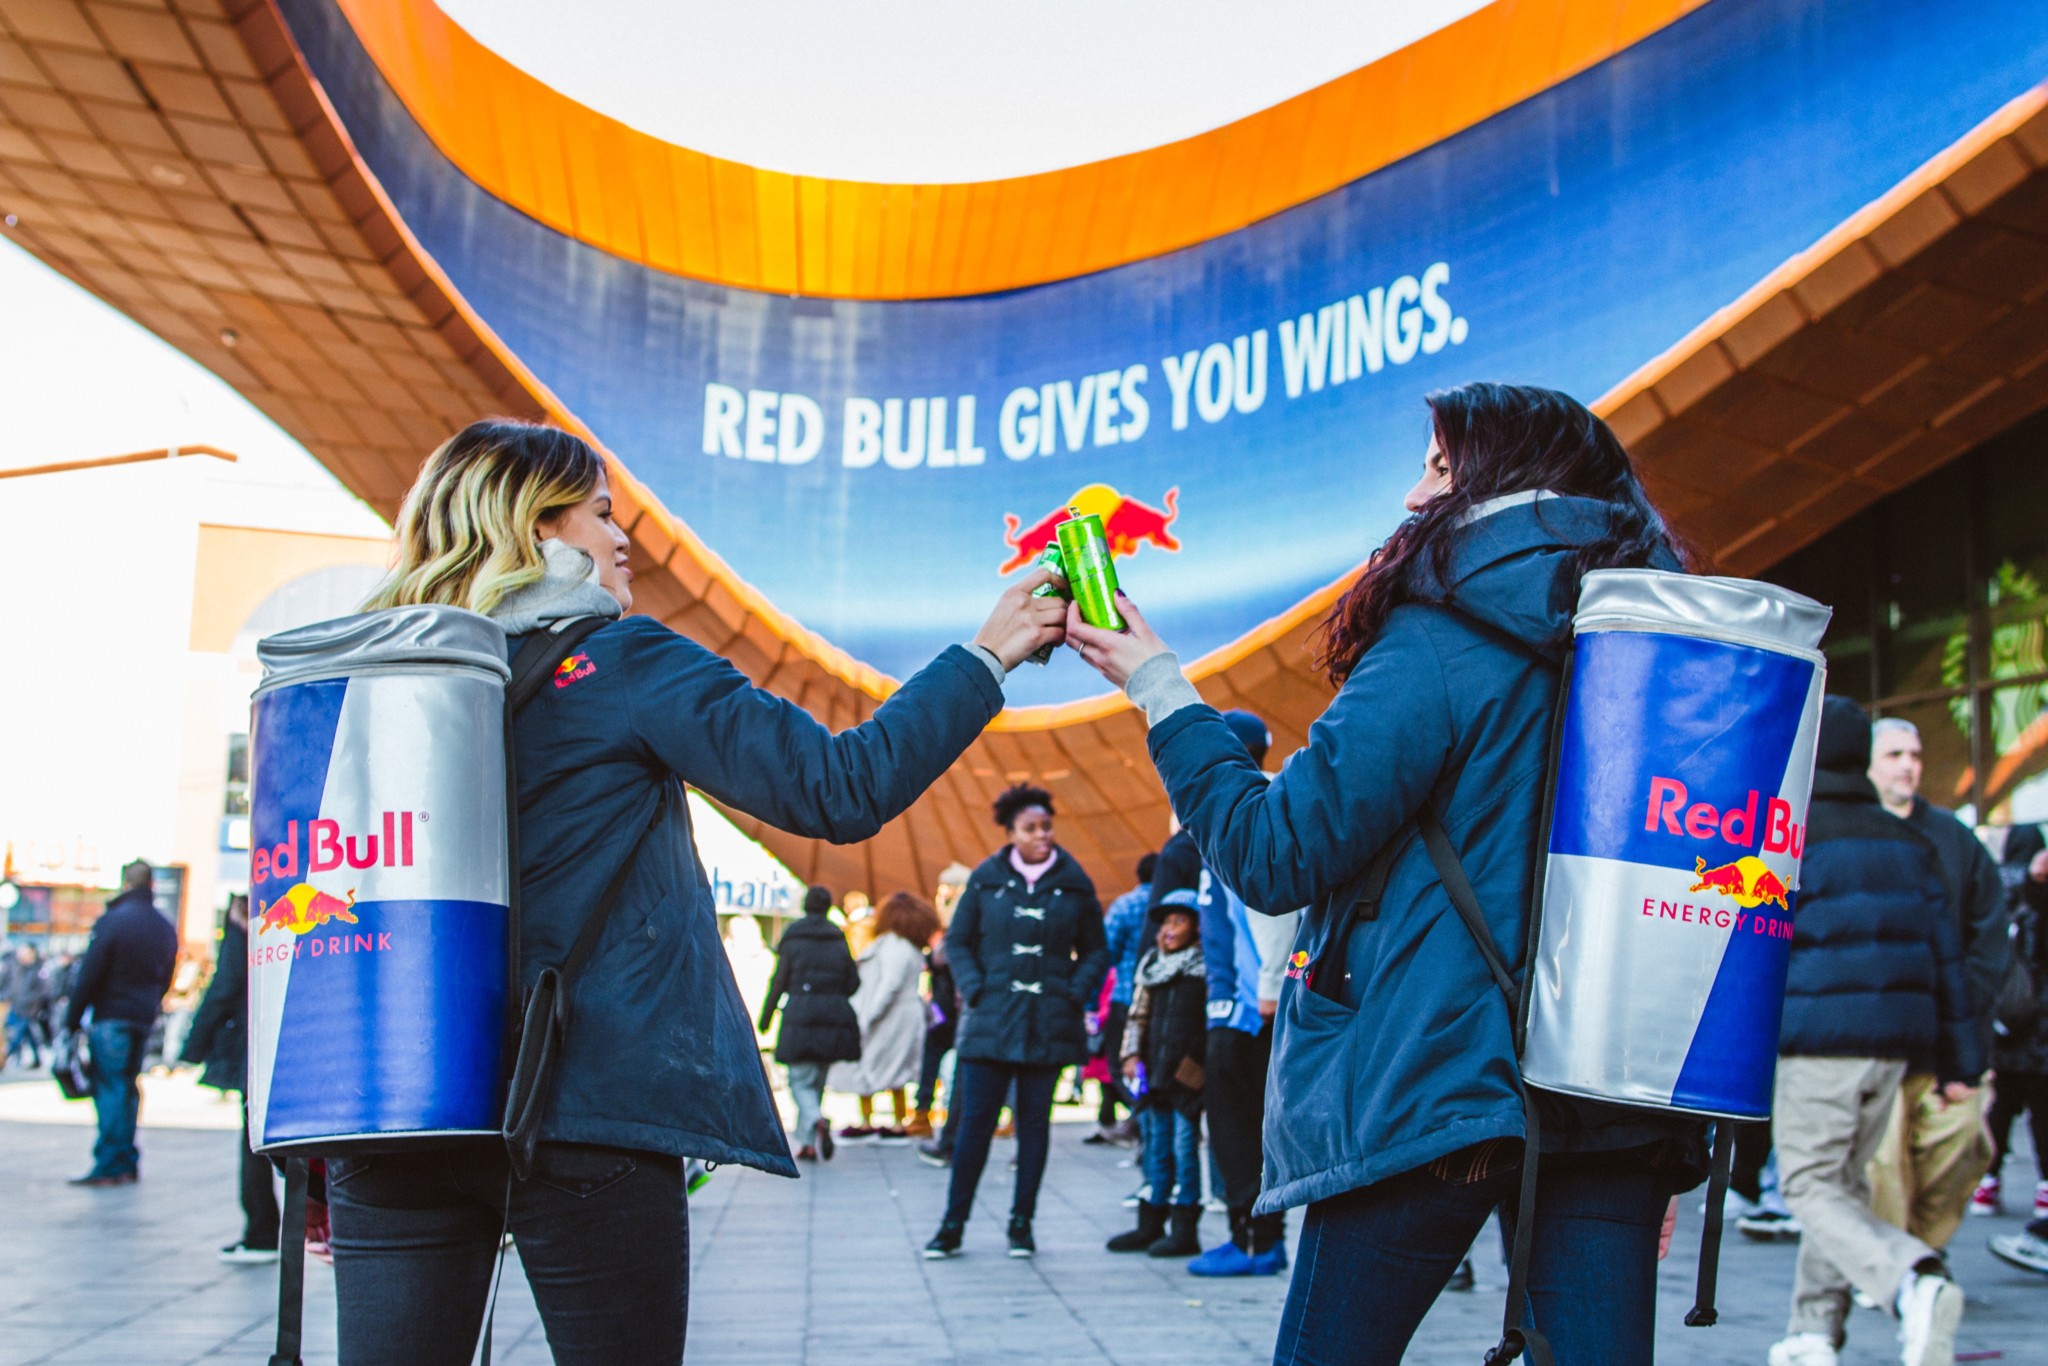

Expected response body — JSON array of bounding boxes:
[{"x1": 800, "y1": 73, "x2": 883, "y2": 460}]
[
  {"x1": 254, "y1": 811, "x2": 417, "y2": 885},
  {"x1": 1643, "y1": 777, "x2": 1804, "y2": 856}
]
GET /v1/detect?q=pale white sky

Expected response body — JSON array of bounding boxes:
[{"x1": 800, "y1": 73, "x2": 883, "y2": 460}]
[
  {"x1": 439, "y1": 0, "x2": 1490, "y2": 182},
  {"x1": 0, "y1": 238, "x2": 794, "y2": 904}
]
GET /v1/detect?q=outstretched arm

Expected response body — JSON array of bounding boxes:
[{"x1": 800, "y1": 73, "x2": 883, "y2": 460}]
[{"x1": 625, "y1": 571, "x2": 1065, "y2": 843}]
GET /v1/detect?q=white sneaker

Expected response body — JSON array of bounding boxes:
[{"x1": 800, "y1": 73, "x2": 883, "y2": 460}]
[
  {"x1": 1767, "y1": 1332, "x2": 1839, "y2": 1366},
  {"x1": 1895, "y1": 1272, "x2": 1963, "y2": 1366},
  {"x1": 218, "y1": 1241, "x2": 280, "y2": 1265},
  {"x1": 1989, "y1": 1227, "x2": 2048, "y2": 1274}
]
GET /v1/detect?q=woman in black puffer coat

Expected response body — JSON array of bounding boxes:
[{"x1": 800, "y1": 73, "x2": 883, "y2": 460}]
[
  {"x1": 759, "y1": 886, "x2": 862, "y2": 1160},
  {"x1": 181, "y1": 896, "x2": 282, "y2": 1258},
  {"x1": 924, "y1": 785, "x2": 1108, "y2": 1259}
]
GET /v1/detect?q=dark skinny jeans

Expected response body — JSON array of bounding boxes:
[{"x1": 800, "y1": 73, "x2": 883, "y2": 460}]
[
  {"x1": 327, "y1": 1142, "x2": 686, "y2": 1365},
  {"x1": 942, "y1": 1059, "x2": 1059, "y2": 1225},
  {"x1": 1274, "y1": 1147, "x2": 1668, "y2": 1365}
]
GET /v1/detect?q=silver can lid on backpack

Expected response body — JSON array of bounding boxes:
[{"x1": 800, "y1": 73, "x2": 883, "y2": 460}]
[
  {"x1": 255, "y1": 604, "x2": 512, "y2": 695},
  {"x1": 1574, "y1": 568, "x2": 1830, "y2": 659}
]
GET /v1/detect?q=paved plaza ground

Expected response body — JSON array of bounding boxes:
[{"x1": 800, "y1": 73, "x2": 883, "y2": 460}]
[{"x1": 0, "y1": 1067, "x2": 2042, "y2": 1364}]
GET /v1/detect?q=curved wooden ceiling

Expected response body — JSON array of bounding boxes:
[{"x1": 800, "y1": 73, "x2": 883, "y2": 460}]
[
  {"x1": 3, "y1": 0, "x2": 2047, "y2": 900},
  {"x1": 331, "y1": 0, "x2": 1709, "y2": 299}
]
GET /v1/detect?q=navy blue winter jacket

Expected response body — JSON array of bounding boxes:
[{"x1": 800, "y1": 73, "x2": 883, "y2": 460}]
[
  {"x1": 508, "y1": 615, "x2": 1003, "y2": 1175},
  {"x1": 1148, "y1": 496, "x2": 1698, "y2": 1213},
  {"x1": 1780, "y1": 769, "x2": 1983, "y2": 1083},
  {"x1": 65, "y1": 888, "x2": 177, "y2": 1032}
]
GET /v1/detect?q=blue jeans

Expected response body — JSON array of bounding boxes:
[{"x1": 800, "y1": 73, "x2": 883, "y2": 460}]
[
  {"x1": 328, "y1": 1142, "x2": 686, "y2": 1365},
  {"x1": 1143, "y1": 1105, "x2": 1202, "y2": 1206},
  {"x1": 7, "y1": 1012, "x2": 44, "y2": 1066},
  {"x1": 87, "y1": 1020, "x2": 146, "y2": 1177},
  {"x1": 784, "y1": 1060, "x2": 827, "y2": 1137},
  {"x1": 943, "y1": 1060, "x2": 1059, "y2": 1224},
  {"x1": 1274, "y1": 1148, "x2": 1667, "y2": 1366}
]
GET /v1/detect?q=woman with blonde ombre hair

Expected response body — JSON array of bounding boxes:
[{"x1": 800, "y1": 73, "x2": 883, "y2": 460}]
[{"x1": 326, "y1": 419, "x2": 1067, "y2": 1365}]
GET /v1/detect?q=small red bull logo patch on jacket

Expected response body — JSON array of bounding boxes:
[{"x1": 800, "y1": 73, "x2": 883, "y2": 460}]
[{"x1": 554, "y1": 653, "x2": 596, "y2": 689}]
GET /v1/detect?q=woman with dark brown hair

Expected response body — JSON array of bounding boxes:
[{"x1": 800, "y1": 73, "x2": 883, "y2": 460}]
[
  {"x1": 830, "y1": 892, "x2": 943, "y2": 1141},
  {"x1": 1068, "y1": 384, "x2": 1705, "y2": 1364}
]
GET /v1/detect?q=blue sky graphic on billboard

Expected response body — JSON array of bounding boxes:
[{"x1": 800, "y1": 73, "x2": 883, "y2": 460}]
[{"x1": 283, "y1": 0, "x2": 2048, "y2": 705}]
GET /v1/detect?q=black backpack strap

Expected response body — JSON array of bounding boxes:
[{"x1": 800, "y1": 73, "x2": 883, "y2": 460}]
[
  {"x1": 268, "y1": 1156, "x2": 309, "y2": 1366},
  {"x1": 1417, "y1": 809, "x2": 1552, "y2": 1366},
  {"x1": 507, "y1": 615, "x2": 613, "y2": 712},
  {"x1": 1419, "y1": 811, "x2": 1519, "y2": 1010},
  {"x1": 1306, "y1": 832, "x2": 1403, "y2": 1002},
  {"x1": 1685, "y1": 1122, "x2": 1737, "y2": 1327}
]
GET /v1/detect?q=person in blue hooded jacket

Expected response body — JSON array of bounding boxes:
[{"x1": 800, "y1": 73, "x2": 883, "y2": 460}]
[
  {"x1": 330, "y1": 420, "x2": 1067, "y2": 1365},
  {"x1": 1067, "y1": 383, "x2": 1705, "y2": 1365}
]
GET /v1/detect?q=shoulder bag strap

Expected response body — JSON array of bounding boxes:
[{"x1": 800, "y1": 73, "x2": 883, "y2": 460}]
[{"x1": 1417, "y1": 808, "x2": 1552, "y2": 1366}]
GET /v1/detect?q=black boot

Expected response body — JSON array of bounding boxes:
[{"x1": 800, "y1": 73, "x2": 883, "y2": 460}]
[
  {"x1": 1007, "y1": 1214, "x2": 1036, "y2": 1258},
  {"x1": 1148, "y1": 1203, "x2": 1203, "y2": 1257},
  {"x1": 924, "y1": 1220, "x2": 964, "y2": 1259},
  {"x1": 1107, "y1": 1201, "x2": 1168, "y2": 1252}
]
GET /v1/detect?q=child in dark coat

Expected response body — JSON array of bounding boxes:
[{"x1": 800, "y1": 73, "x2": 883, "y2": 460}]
[{"x1": 1108, "y1": 889, "x2": 1208, "y2": 1256}]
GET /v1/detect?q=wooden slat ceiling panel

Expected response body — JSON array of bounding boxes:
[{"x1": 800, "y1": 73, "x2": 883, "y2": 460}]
[{"x1": 5, "y1": 1, "x2": 2048, "y2": 900}]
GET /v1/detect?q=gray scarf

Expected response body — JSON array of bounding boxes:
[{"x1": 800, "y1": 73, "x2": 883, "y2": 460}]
[
  {"x1": 1137, "y1": 942, "x2": 1203, "y2": 988},
  {"x1": 489, "y1": 537, "x2": 623, "y2": 635}
]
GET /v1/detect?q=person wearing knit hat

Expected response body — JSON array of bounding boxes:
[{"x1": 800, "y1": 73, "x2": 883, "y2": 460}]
[{"x1": 1766, "y1": 697, "x2": 1982, "y2": 1366}]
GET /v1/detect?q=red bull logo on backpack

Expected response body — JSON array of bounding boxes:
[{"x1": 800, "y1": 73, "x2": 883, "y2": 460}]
[{"x1": 247, "y1": 608, "x2": 513, "y2": 1153}]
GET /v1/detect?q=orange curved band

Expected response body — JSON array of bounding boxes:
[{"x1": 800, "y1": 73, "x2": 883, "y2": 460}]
[{"x1": 333, "y1": 0, "x2": 1710, "y2": 300}]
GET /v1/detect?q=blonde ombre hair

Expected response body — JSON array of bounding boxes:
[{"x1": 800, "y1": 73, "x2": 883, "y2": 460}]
[{"x1": 363, "y1": 420, "x2": 605, "y2": 615}]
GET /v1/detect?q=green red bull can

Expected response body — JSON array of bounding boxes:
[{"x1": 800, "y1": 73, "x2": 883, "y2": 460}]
[
  {"x1": 1024, "y1": 543, "x2": 1067, "y2": 666},
  {"x1": 1055, "y1": 510, "x2": 1124, "y2": 631}
]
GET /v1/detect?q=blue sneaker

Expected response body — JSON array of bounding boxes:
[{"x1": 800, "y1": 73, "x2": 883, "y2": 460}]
[
  {"x1": 1187, "y1": 1241, "x2": 1256, "y2": 1276},
  {"x1": 1247, "y1": 1242, "x2": 1289, "y2": 1275}
]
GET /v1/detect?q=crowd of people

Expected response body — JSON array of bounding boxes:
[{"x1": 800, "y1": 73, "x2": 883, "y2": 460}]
[
  {"x1": 755, "y1": 763, "x2": 1305, "y2": 1274},
  {"x1": 13, "y1": 391, "x2": 2048, "y2": 1366}
]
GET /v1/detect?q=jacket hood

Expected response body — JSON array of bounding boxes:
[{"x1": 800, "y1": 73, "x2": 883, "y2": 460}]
[
  {"x1": 779, "y1": 914, "x2": 846, "y2": 942},
  {"x1": 1811, "y1": 766, "x2": 1880, "y2": 804},
  {"x1": 1410, "y1": 494, "x2": 1682, "y2": 658},
  {"x1": 1816, "y1": 695, "x2": 1873, "y2": 774}
]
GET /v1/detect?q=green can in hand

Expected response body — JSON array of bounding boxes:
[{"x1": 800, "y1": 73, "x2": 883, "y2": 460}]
[
  {"x1": 1055, "y1": 510, "x2": 1125, "y2": 631},
  {"x1": 1024, "y1": 543, "x2": 1067, "y2": 665}
]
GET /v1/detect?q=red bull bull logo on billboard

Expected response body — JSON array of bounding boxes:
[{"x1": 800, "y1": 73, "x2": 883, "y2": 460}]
[{"x1": 999, "y1": 483, "x2": 1179, "y2": 574}]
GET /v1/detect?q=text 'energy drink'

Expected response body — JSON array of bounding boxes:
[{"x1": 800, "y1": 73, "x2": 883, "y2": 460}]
[{"x1": 1055, "y1": 509, "x2": 1125, "y2": 631}]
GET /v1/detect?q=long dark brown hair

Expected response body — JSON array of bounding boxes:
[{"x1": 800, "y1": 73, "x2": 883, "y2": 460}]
[{"x1": 1313, "y1": 383, "x2": 1683, "y2": 685}]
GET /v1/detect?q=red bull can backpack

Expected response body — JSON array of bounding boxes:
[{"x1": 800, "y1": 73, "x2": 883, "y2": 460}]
[
  {"x1": 247, "y1": 606, "x2": 637, "y2": 1366},
  {"x1": 1316, "y1": 568, "x2": 1827, "y2": 1365}
]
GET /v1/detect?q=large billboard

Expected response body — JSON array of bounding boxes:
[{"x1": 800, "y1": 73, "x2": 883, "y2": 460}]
[{"x1": 284, "y1": 0, "x2": 2048, "y2": 705}]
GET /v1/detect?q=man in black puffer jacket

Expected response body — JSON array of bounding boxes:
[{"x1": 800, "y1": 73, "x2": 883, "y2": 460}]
[{"x1": 1768, "y1": 698, "x2": 1983, "y2": 1366}]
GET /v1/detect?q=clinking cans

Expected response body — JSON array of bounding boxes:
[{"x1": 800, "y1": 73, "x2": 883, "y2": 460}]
[
  {"x1": 1055, "y1": 510, "x2": 1124, "y2": 631},
  {"x1": 1519, "y1": 570, "x2": 1829, "y2": 1120},
  {"x1": 246, "y1": 606, "x2": 513, "y2": 1152}
]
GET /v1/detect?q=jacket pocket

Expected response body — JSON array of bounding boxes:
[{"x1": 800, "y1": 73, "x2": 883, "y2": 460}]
[{"x1": 1265, "y1": 984, "x2": 1367, "y2": 1186}]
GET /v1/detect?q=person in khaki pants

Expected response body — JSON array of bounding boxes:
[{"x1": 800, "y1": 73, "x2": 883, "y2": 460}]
[
  {"x1": 1864, "y1": 718, "x2": 2009, "y2": 1250},
  {"x1": 1768, "y1": 700, "x2": 1984, "y2": 1366}
]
